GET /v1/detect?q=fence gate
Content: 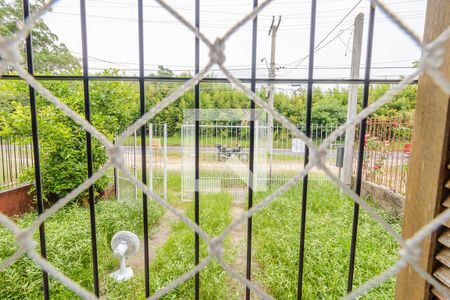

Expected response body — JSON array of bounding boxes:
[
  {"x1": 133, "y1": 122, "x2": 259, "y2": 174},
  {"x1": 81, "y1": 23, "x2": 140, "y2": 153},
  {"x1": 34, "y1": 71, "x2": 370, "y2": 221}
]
[{"x1": 116, "y1": 123, "x2": 168, "y2": 201}]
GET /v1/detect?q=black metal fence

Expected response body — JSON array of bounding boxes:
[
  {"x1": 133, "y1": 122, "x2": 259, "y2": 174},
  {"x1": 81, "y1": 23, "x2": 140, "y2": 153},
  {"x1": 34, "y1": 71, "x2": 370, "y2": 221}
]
[{"x1": 1, "y1": 0, "x2": 418, "y2": 299}]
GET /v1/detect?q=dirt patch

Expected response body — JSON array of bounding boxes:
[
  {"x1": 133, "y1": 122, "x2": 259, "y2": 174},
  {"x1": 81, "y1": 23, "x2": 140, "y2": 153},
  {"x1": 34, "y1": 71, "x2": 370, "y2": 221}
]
[{"x1": 128, "y1": 211, "x2": 178, "y2": 270}]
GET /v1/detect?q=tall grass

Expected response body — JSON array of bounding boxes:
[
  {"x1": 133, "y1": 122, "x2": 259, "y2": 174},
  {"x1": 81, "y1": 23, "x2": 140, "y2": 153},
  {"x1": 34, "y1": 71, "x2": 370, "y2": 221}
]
[
  {"x1": 149, "y1": 192, "x2": 235, "y2": 299},
  {"x1": 252, "y1": 181, "x2": 401, "y2": 299}
]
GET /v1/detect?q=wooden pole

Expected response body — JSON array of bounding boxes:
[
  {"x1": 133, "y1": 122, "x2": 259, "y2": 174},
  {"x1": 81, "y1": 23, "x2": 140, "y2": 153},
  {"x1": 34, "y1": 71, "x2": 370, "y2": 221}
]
[
  {"x1": 342, "y1": 13, "x2": 364, "y2": 186},
  {"x1": 267, "y1": 16, "x2": 281, "y2": 185},
  {"x1": 395, "y1": 1, "x2": 450, "y2": 299}
]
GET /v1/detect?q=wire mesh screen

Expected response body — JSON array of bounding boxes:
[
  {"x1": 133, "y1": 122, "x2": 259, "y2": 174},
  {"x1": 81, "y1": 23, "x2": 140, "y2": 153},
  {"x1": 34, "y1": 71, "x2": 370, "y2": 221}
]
[{"x1": 0, "y1": 0, "x2": 449, "y2": 300}]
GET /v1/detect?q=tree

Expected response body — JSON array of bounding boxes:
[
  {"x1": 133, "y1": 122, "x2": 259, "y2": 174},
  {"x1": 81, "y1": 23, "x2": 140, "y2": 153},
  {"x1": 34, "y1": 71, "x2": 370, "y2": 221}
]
[
  {"x1": 0, "y1": 0, "x2": 80, "y2": 74},
  {"x1": 156, "y1": 65, "x2": 174, "y2": 77}
]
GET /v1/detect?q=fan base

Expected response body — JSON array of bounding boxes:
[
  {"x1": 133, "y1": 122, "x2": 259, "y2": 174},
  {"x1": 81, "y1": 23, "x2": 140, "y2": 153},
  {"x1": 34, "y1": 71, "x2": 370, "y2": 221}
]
[{"x1": 110, "y1": 267, "x2": 134, "y2": 282}]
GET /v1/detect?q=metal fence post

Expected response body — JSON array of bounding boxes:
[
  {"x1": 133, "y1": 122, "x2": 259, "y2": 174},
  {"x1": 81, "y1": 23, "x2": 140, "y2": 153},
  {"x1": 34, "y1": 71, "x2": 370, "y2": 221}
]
[
  {"x1": 297, "y1": 0, "x2": 317, "y2": 298},
  {"x1": 134, "y1": 129, "x2": 137, "y2": 200},
  {"x1": 149, "y1": 123, "x2": 153, "y2": 191},
  {"x1": 113, "y1": 137, "x2": 119, "y2": 199},
  {"x1": 164, "y1": 123, "x2": 168, "y2": 201},
  {"x1": 254, "y1": 120, "x2": 259, "y2": 191},
  {"x1": 22, "y1": 0, "x2": 50, "y2": 297}
]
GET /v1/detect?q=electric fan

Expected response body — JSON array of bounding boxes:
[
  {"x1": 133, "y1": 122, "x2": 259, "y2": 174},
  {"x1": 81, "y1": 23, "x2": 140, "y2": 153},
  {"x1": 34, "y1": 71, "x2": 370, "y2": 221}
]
[{"x1": 110, "y1": 231, "x2": 140, "y2": 281}]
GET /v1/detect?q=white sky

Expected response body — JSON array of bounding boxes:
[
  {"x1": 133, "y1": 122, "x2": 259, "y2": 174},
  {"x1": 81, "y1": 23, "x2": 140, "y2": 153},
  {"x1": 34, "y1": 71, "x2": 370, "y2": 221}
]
[{"x1": 41, "y1": 0, "x2": 427, "y2": 80}]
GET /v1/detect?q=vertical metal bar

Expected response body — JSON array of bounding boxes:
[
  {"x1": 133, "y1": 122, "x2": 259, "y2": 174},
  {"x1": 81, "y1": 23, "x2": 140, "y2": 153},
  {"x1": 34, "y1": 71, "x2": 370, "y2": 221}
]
[
  {"x1": 245, "y1": 0, "x2": 258, "y2": 299},
  {"x1": 137, "y1": 0, "x2": 150, "y2": 295},
  {"x1": 6, "y1": 139, "x2": 12, "y2": 185},
  {"x1": 134, "y1": 130, "x2": 137, "y2": 200},
  {"x1": 18, "y1": 139, "x2": 23, "y2": 173},
  {"x1": 0, "y1": 138, "x2": 6, "y2": 187},
  {"x1": 79, "y1": 0, "x2": 100, "y2": 295},
  {"x1": 347, "y1": 4, "x2": 376, "y2": 293},
  {"x1": 22, "y1": 0, "x2": 50, "y2": 298},
  {"x1": 12, "y1": 138, "x2": 18, "y2": 181},
  {"x1": 387, "y1": 120, "x2": 395, "y2": 190},
  {"x1": 254, "y1": 121, "x2": 259, "y2": 191},
  {"x1": 181, "y1": 125, "x2": 184, "y2": 200},
  {"x1": 163, "y1": 123, "x2": 168, "y2": 200},
  {"x1": 149, "y1": 123, "x2": 153, "y2": 191},
  {"x1": 25, "y1": 139, "x2": 29, "y2": 169},
  {"x1": 297, "y1": 1, "x2": 316, "y2": 298},
  {"x1": 113, "y1": 138, "x2": 118, "y2": 198},
  {"x1": 194, "y1": 0, "x2": 200, "y2": 297}
]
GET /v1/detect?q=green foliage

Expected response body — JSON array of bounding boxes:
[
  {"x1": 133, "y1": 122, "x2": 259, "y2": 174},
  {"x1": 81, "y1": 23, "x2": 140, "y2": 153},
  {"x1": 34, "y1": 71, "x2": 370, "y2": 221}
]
[
  {"x1": 0, "y1": 73, "x2": 138, "y2": 201},
  {"x1": 312, "y1": 98, "x2": 347, "y2": 125},
  {"x1": 0, "y1": 79, "x2": 29, "y2": 113},
  {"x1": 370, "y1": 84, "x2": 417, "y2": 118},
  {"x1": 0, "y1": 0, "x2": 80, "y2": 74}
]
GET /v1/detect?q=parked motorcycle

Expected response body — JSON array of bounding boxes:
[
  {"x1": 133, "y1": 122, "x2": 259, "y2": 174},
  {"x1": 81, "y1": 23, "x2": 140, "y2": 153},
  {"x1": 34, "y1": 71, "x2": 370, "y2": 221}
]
[{"x1": 216, "y1": 144, "x2": 249, "y2": 162}]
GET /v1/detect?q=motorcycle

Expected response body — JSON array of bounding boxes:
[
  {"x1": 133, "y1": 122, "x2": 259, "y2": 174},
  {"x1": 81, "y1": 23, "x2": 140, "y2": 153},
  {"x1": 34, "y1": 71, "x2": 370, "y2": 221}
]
[{"x1": 216, "y1": 144, "x2": 249, "y2": 162}]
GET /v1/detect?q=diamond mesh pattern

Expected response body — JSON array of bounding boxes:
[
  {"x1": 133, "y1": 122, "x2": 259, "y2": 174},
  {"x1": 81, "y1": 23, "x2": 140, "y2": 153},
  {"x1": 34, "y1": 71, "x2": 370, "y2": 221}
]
[{"x1": 0, "y1": 0, "x2": 450, "y2": 299}]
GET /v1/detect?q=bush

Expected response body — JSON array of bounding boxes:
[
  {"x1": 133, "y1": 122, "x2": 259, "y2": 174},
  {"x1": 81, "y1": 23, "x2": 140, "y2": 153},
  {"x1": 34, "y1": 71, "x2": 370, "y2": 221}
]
[{"x1": 0, "y1": 74, "x2": 137, "y2": 202}]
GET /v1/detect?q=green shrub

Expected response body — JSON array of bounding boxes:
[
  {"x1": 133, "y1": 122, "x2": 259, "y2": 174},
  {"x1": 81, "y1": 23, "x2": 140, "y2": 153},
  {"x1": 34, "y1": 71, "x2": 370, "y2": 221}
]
[{"x1": 0, "y1": 74, "x2": 138, "y2": 202}]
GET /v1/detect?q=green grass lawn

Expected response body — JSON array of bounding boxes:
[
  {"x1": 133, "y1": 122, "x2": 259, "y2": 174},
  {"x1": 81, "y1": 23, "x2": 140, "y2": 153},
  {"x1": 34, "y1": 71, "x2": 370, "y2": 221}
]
[
  {"x1": 0, "y1": 199, "x2": 163, "y2": 299},
  {"x1": 253, "y1": 181, "x2": 401, "y2": 299},
  {"x1": 149, "y1": 192, "x2": 236, "y2": 299},
  {"x1": 0, "y1": 173, "x2": 401, "y2": 299}
]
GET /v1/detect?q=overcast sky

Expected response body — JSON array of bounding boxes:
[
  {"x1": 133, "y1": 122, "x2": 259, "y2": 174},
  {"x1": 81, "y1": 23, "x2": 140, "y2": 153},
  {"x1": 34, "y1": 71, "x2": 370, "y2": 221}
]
[{"x1": 40, "y1": 0, "x2": 426, "y2": 81}]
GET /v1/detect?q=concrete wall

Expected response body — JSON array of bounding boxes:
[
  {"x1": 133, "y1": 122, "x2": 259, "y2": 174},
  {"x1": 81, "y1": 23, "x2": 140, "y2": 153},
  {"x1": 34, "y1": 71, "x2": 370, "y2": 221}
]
[
  {"x1": 0, "y1": 184, "x2": 34, "y2": 217},
  {"x1": 360, "y1": 180, "x2": 405, "y2": 216}
]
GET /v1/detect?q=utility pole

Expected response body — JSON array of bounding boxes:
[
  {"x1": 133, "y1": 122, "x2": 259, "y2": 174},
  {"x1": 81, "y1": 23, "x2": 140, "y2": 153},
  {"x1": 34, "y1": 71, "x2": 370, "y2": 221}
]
[
  {"x1": 267, "y1": 15, "x2": 281, "y2": 185},
  {"x1": 342, "y1": 13, "x2": 364, "y2": 186}
]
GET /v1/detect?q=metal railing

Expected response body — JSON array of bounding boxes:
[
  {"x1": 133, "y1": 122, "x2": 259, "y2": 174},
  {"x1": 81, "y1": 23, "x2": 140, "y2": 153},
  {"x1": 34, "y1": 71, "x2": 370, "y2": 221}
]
[
  {"x1": 354, "y1": 117, "x2": 413, "y2": 195},
  {"x1": 1, "y1": 0, "x2": 410, "y2": 299},
  {"x1": 0, "y1": 137, "x2": 33, "y2": 191},
  {"x1": 116, "y1": 123, "x2": 168, "y2": 201},
  {"x1": 2, "y1": 0, "x2": 449, "y2": 300}
]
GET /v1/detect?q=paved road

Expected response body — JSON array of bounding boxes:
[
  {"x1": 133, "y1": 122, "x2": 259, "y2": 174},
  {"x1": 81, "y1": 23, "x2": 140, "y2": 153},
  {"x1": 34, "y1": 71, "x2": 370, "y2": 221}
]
[
  {"x1": 121, "y1": 145, "x2": 409, "y2": 162},
  {"x1": 121, "y1": 145, "x2": 336, "y2": 158}
]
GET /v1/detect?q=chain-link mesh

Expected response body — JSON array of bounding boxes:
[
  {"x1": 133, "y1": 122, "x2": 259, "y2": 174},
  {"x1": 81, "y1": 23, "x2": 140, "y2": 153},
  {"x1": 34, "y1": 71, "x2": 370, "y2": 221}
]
[{"x1": 1, "y1": 0, "x2": 450, "y2": 299}]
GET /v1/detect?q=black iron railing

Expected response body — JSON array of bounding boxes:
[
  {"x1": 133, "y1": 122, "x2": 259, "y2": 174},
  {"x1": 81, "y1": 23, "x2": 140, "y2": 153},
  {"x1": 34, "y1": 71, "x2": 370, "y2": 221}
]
[{"x1": 2, "y1": 0, "x2": 419, "y2": 299}]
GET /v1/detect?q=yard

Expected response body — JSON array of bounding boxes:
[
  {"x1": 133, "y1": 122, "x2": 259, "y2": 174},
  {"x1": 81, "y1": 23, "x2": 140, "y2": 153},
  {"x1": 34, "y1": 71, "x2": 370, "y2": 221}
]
[{"x1": 0, "y1": 172, "x2": 401, "y2": 299}]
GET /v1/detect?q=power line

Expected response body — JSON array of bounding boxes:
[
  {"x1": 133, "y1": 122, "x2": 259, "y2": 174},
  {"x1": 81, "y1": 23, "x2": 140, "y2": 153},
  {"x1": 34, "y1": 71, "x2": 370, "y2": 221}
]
[
  {"x1": 282, "y1": 0, "x2": 363, "y2": 68},
  {"x1": 278, "y1": 26, "x2": 353, "y2": 77},
  {"x1": 57, "y1": 0, "x2": 424, "y2": 19},
  {"x1": 47, "y1": 11, "x2": 424, "y2": 33},
  {"x1": 73, "y1": 49, "x2": 416, "y2": 70},
  {"x1": 277, "y1": 0, "x2": 366, "y2": 78}
]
